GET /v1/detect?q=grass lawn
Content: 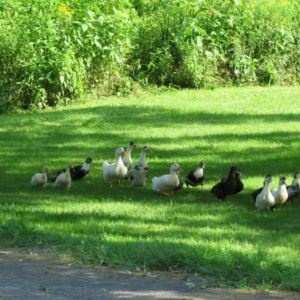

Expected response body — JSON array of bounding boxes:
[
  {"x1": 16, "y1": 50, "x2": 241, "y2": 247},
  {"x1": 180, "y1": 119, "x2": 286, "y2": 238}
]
[{"x1": 0, "y1": 86, "x2": 300, "y2": 291}]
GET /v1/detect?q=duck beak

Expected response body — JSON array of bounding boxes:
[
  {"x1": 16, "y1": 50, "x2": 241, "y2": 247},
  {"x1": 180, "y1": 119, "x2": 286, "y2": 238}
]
[{"x1": 177, "y1": 167, "x2": 183, "y2": 173}]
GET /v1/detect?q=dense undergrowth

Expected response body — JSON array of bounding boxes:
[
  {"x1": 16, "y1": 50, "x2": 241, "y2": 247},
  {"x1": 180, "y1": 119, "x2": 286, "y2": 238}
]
[{"x1": 0, "y1": 0, "x2": 299, "y2": 111}]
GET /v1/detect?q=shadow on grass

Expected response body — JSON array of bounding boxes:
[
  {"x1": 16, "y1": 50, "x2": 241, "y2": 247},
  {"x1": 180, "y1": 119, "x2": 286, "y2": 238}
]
[
  {"x1": 1, "y1": 102, "x2": 300, "y2": 291},
  {"x1": 0, "y1": 105, "x2": 299, "y2": 175},
  {"x1": 0, "y1": 212, "x2": 300, "y2": 291}
]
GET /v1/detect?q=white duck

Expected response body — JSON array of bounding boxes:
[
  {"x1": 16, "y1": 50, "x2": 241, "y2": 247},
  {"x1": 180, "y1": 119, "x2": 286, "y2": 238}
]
[
  {"x1": 130, "y1": 163, "x2": 148, "y2": 187},
  {"x1": 54, "y1": 164, "x2": 72, "y2": 189},
  {"x1": 287, "y1": 172, "x2": 299, "y2": 201},
  {"x1": 138, "y1": 145, "x2": 149, "y2": 169},
  {"x1": 103, "y1": 147, "x2": 128, "y2": 185},
  {"x1": 31, "y1": 166, "x2": 48, "y2": 187},
  {"x1": 122, "y1": 141, "x2": 136, "y2": 171},
  {"x1": 272, "y1": 177, "x2": 288, "y2": 208},
  {"x1": 255, "y1": 175, "x2": 275, "y2": 211},
  {"x1": 152, "y1": 163, "x2": 182, "y2": 196}
]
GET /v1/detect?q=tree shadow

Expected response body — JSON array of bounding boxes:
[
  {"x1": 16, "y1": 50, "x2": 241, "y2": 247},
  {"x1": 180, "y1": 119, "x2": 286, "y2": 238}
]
[{"x1": 1, "y1": 100, "x2": 300, "y2": 290}]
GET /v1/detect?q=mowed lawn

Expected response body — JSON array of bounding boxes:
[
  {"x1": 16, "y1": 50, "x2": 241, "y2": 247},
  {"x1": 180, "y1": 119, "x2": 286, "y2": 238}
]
[{"x1": 0, "y1": 86, "x2": 300, "y2": 291}]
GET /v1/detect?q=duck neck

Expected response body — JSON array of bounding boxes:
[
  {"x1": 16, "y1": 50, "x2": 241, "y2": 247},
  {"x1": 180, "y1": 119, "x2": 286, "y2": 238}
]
[
  {"x1": 42, "y1": 170, "x2": 48, "y2": 182},
  {"x1": 124, "y1": 147, "x2": 132, "y2": 158},
  {"x1": 66, "y1": 168, "x2": 71, "y2": 180},
  {"x1": 81, "y1": 163, "x2": 90, "y2": 172},
  {"x1": 116, "y1": 154, "x2": 124, "y2": 166},
  {"x1": 193, "y1": 167, "x2": 203, "y2": 179},
  {"x1": 292, "y1": 178, "x2": 299, "y2": 188},
  {"x1": 279, "y1": 183, "x2": 286, "y2": 192},
  {"x1": 262, "y1": 181, "x2": 271, "y2": 193},
  {"x1": 139, "y1": 151, "x2": 147, "y2": 164},
  {"x1": 170, "y1": 169, "x2": 178, "y2": 177}
]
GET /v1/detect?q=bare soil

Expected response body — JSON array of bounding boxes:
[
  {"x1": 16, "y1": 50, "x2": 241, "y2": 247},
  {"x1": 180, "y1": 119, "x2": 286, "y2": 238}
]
[{"x1": 0, "y1": 248, "x2": 299, "y2": 300}]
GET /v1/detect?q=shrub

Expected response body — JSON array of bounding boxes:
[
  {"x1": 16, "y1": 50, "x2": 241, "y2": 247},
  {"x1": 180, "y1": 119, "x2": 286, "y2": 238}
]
[
  {"x1": 129, "y1": 0, "x2": 300, "y2": 87},
  {"x1": 0, "y1": 0, "x2": 299, "y2": 111},
  {"x1": 0, "y1": 0, "x2": 133, "y2": 111}
]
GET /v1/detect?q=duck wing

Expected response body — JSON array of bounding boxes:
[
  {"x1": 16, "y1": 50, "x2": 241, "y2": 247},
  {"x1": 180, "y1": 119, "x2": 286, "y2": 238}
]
[
  {"x1": 185, "y1": 171, "x2": 205, "y2": 187},
  {"x1": 70, "y1": 166, "x2": 88, "y2": 181},
  {"x1": 211, "y1": 180, "x2": 226, "y2": 200},
  {"x1": 251, "y1": 187, "x2": 263, "y2": 201},
  {"x1": 48, "y1": 169, "x2": 65, "y2": 183},
  {"x1": 234, "y1": 178, "x2": 244, "y2": 194},
  {"x1": 287, "y1": 185, "x2": 300, "y2": 201}
]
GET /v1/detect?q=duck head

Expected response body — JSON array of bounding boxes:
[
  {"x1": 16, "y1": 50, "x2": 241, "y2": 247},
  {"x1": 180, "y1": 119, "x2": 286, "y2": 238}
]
[
  {"x1": 128, "y1": 141, "x2": 136, "y2": 150},
  {"x1": 228, "y1": 166, "x2": 238, "y2": 178},
  {"x1": 234, "y1": 168, "x2": 242, "y2": 178},
  {"x1": 43, "y1": 166, "x2": 49, "y2": 173},
  {"x1": 264, "y1": 174, "x2": 273, "y2": 185},
  {"x1": 170, "y1": 163, "x2": 182, "y2": 174},
  {"x1": 86, "y1": 157, "x2": 93, "y2": 164},
  {"x1": 115, "y1": 147, "x2": 125, "y2": 158},
  {"x1": 279, "y1": 177, "x2": 286, "y2": 187},
  {"x1": 199, "y1": 161, "x2": 205, "y2": 169},
  {"x1": 142, "y1": 145, "x2": 150, "y2": 153}
]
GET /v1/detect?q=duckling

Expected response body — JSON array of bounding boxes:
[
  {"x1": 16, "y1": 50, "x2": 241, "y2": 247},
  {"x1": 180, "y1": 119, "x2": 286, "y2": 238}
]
[
  {"x1": 211, "y1": 166, "x2": 243, "y2": 200},
  {"x1": 271, "y1": 177, "x2": 288, "y2": 208},
  {"x1": 130, "y1": 163, "x2": 148, "y2": 187},
  {"x1": 54, "y1": 164, "x2": 72, "y2": 189},
  {"x1": 122, "y1": 141, "x2": 136, "y2": 171},
  {"x1": 31, "y1": 166, "x2": 48, "y2": 187},
  {"x1": 152, "y1": 163, "x2": 182, "y2": 196},
  {"x1": 103, "y1": 147, "x2": 128, "y2": 185},
  {"x1": 49, "y1": 157, "x2": 93, "y2": 182},
  {"x1": 185, "y1": 162, "x2": 205, "y2": 188},
  {"x1": 255, "y1": 175, "x2": 275, "y2": 211},
  {"x1": 128, "y1": 144, "x2": 150, "y2": 182},
  {"x1": 287, "y1": 172, "x2": 300, "y2": 201}
]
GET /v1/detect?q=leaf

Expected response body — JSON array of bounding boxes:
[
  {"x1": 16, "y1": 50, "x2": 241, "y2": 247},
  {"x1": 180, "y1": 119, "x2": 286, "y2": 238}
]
[
  {"x1": 59, "y1": 75, "x2": 65, "y2": 84},
  {"x1": 87, "y1": 10, "x2": 95, "y2": 19},
  {"x1": 81, "y1": 24, "x2": 89, "y2": 32}
]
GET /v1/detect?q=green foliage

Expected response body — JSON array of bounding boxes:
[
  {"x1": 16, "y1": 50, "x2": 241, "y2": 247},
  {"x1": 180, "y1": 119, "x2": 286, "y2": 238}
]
[
  {"x1": 130, "y1": 0, "x2": 300, "y2": 87},
  {"x1": 0, "y1": 0, "x2": 133, "y2": 111},
  {"x1": 0, "y1": 0, "x2": 299, "y2": 111}
]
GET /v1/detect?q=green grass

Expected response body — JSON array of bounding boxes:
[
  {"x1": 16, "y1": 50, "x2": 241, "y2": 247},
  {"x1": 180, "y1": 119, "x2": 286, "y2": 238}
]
[{"x1": 1, "y1": 86, "x2": 300, "y2": 291}]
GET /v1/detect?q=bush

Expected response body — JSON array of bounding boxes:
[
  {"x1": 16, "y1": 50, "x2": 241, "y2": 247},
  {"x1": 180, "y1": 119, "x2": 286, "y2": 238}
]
[
  {"x1": 0, "y1": 0, "x2": 133, "y2": 111},
  {"x1": 130, "y1": 0, "x2": 300, "y2": 87},
  {"x1": 0, "y1": 0, "x2": 299, "y2": 111}
]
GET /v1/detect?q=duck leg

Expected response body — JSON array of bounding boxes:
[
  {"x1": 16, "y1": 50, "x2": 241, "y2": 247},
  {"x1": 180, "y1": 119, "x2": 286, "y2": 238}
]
[{"x1": 161, "y1": 191, "x2": 171, "y2": 196}]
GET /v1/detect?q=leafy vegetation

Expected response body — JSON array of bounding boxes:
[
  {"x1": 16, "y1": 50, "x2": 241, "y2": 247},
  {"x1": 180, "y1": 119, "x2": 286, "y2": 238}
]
[
  {"x1": 0, "y1": 0, "x2": 299, "y2": 111},
  {"x1": 0, "y1": 87, "x2": 300, "y2": 291}
]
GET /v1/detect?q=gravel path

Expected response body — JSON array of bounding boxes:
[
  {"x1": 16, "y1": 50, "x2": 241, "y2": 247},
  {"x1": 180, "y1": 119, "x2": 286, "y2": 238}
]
[{"x1": 0, "y1": 249, "x2": 299, "y2": 300}]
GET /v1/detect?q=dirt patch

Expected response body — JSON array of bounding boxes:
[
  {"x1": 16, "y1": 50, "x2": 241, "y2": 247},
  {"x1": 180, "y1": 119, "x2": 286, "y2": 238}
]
[{"x1": 0, "y1": 248, "x2": 299, "y2": 300}]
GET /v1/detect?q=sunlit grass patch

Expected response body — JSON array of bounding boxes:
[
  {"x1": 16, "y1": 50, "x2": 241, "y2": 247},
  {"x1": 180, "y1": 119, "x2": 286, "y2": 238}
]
[{"x1": 0, "y1": 86, "x2": 300, "y2": 291}]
